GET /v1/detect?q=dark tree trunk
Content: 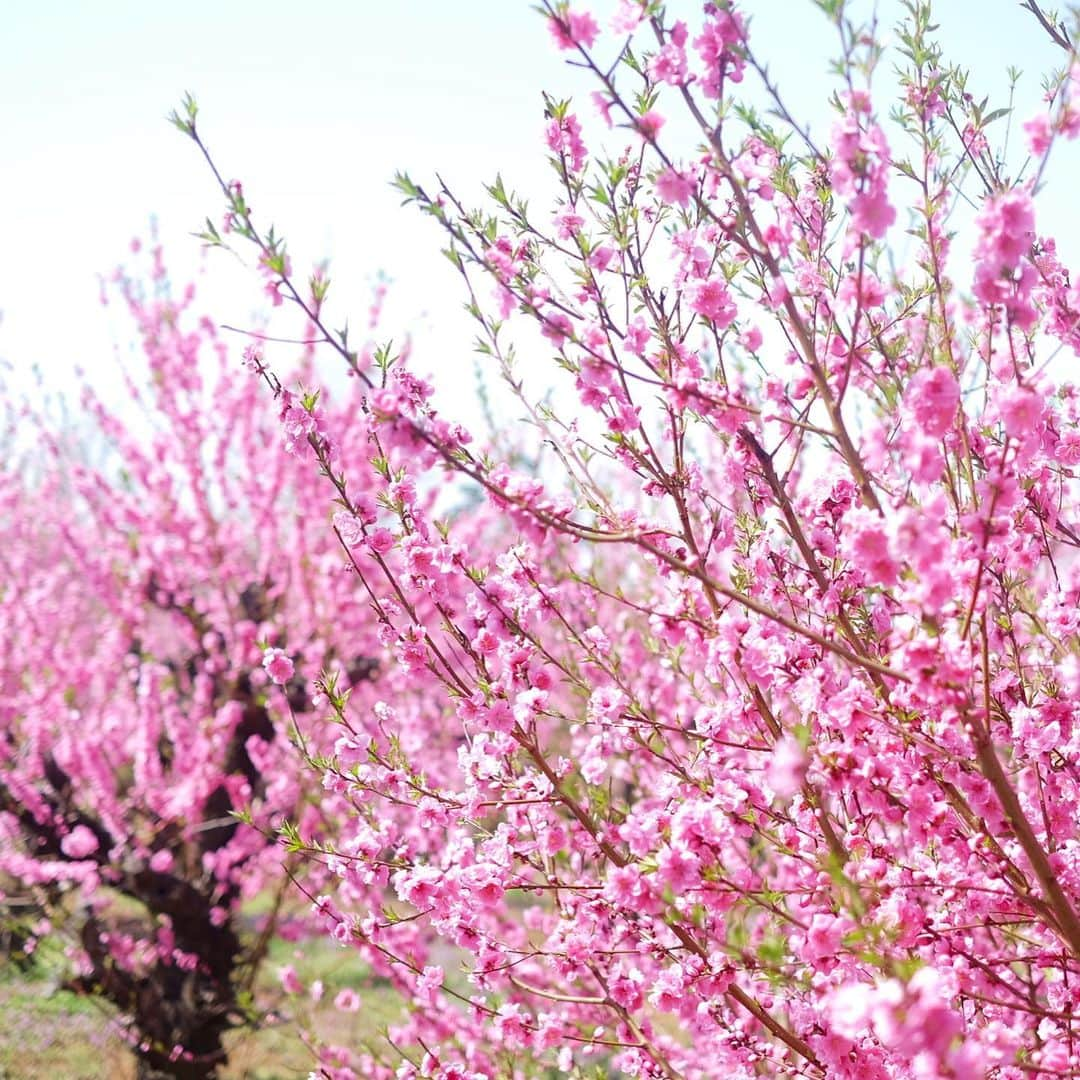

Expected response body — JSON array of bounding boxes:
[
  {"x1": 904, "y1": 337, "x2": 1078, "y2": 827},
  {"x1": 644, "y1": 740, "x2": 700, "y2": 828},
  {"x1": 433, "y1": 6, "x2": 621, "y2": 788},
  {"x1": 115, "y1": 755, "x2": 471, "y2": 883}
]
[
  {"x1": 2, "y1": 624, "x2": 292, "y2": 1080},
  {"x1": 133, "y1": 1027, "x2": 226, "y2": 1080},
  {"x1": 74, "y1": 887, "x2": 241, "y2": 1080}
]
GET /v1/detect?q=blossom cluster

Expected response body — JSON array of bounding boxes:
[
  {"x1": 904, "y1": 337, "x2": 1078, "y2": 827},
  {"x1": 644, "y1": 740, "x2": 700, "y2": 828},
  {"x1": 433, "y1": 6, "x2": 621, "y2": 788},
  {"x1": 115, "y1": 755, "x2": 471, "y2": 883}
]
[
  {"x1": 67, "y1": 1, "x2": 1080, "y2": 1077},
  {"x1": 0, "y1": 249, "x2": 403, "y2": 1074}
]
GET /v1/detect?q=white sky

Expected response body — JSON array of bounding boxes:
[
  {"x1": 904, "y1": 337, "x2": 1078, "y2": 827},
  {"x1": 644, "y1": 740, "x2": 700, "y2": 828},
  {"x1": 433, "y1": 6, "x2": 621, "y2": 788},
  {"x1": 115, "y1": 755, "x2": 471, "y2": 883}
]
[{"x1": 3, "y1": 1, "x2": 1073, "y2": 431}]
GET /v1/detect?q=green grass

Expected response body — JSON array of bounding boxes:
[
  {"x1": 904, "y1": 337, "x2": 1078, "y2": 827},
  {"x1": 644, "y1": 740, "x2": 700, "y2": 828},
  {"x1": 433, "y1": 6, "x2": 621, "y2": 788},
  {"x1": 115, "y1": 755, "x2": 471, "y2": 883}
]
[
  {"x1": 0, "y1": 930, "x2": 407, "y2": 1079},
  {"x1": 0, "y1": 982, "x2": 133, "y2": 1080}
]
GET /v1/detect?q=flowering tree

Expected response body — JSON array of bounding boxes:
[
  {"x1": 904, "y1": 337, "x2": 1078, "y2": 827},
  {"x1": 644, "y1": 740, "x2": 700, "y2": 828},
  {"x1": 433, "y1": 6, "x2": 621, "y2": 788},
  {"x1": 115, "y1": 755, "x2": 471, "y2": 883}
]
[
  {"x1": 169, "y1": 0, "x2": 1080, "y2": 1076},
  {"x1": 0, "y1": 247, "x2": 401, "y2": 1078}
]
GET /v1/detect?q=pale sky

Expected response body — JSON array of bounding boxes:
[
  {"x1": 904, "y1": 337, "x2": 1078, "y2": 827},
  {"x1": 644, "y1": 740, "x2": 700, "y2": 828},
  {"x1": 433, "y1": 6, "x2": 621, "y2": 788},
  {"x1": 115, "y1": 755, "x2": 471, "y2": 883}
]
[{"x1": 3, "y1": 1, "x2": 1072, "y2": 428}]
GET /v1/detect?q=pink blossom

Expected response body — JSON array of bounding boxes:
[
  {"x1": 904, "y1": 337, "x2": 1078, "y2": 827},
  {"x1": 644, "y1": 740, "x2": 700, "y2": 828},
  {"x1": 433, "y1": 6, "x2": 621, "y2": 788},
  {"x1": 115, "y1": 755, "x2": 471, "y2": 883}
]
[
  {"x1": 636, "y1": 110, "x2": 666, "y2": 140},
  {"x1": 976, "y1": 188, "x2": 1035, "y2": 266},
  {"x1": 830, "y1": 110, "x2": 895, "y2": 242},
  {"x1": 588, "y1": 244, "x2": 615, "y2": 272},
  {"x1": 548, "y1": 9, "x2": 599, "y2": 51},
  {"x1": 907, "y1": 365, "x2": 960, "y2": 438},
  {"x1": 334, "y1": 988, "x2": 361, "y2": 1013},
  {"x1": 553, "y1": 211, "x2": 584, "y2": 239},
  {"x1": 366, "y1": 527, "x2": 395, "y2": 555},
  {"x1": 843, "y1": 507, "x2": 900, "y2": 586},
  {"x1": 802, "y1": 913, "x2": 849, "y2": 963},
  {"x1": 693, "y1": 8, "x2": 746, "y2": 96},
  {"x1": 655, "y1": 167, "x2": 695, "y2": 207},
  {"x1": 649, "y1": 26, "x2": 689, "y2": 86},
  {"x1": 21, "y1": 17, "x2": 1080, "y2": 1078},
  {"x1": 610, "y1": 0, "x2": 645, "y2": 34},
  {"x1": 149, "y1": 850, "x2": 173, "y2": 872},
  {"x1": 689, "y1": 277, "x2": 737, "y2": 327},
  {"x1": 998, "y1": 385, "x2": 1043, "y2": 439},
  {"x1": 278, "y1": 965, "x2": 304, "y2": 995},
  {"x1": 1024, "y1": 113, "x2": 1053, "y2": 155},
  {"x1": 590, "y1": 90, "x2": 614, "y2": 127},
  {"x1": 767, "y1": 735, "x2": 808, "y2": 797},
  {"x1": 263, "y1": 647, "x2": 295, "y2": 685},
  {"x1": 739, "y1": 326, "x2": 762, "y2": 351},
  {"x1": 416, "y1": 965, "x2": 444, "y2": 1003},
  {"x1": 60, "y1": 825, "x2": 100, "y2": 859},
  {"x1": 241, "y1": 343, "x2": 263, "y2": 372}
]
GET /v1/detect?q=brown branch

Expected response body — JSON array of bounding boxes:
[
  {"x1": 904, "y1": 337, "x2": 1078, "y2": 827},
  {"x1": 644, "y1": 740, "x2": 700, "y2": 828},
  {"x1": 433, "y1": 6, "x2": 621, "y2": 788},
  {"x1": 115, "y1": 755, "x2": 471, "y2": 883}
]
[{"x1": 1020, "y1": 0, "x2": 1074, "y2": 52}]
